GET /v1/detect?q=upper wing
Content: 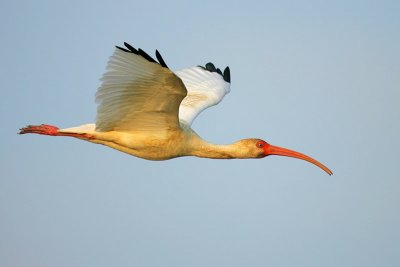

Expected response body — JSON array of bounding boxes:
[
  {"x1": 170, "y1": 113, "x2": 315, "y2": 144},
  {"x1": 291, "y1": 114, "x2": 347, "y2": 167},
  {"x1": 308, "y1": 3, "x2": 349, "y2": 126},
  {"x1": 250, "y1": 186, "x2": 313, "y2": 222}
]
[
  {"x1": 95, "y1": 43, "x2": 187, "y2": 133},
  {"x1": 174, "y1": 63, "x2": 231, "y2": 126}
]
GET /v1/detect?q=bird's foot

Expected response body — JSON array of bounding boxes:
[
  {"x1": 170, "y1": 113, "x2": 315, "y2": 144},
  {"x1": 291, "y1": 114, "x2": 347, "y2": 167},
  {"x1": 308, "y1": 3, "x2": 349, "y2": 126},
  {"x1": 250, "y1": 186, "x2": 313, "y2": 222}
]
[{"x1": 19, "y1": 124, "x2": 59, "y2": 136}]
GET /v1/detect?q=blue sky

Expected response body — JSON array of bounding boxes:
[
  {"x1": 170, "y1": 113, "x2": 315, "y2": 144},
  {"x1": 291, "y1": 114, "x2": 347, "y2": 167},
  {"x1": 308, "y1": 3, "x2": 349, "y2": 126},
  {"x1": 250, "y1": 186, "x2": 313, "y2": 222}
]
[{"x1": 1, "y1": 0, "x2": 399, "y2": 266}]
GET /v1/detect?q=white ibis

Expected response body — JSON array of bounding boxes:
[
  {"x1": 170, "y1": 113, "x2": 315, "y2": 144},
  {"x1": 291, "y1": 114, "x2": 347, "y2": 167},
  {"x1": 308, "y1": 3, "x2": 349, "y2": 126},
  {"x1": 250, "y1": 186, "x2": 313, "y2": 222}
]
[{"x1": 20, "y1": 42, "x2": 332, "y2": 175}]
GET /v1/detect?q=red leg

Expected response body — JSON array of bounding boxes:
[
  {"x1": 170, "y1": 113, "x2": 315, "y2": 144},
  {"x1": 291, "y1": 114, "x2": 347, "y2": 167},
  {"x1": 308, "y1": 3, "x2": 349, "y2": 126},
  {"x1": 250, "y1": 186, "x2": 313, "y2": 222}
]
[
  {"x1": 19, "y1": 124, "x2": 59, "y2": 136},
  {"x1": 19, "y1": 124, "x2": 94, "y2": 139}
]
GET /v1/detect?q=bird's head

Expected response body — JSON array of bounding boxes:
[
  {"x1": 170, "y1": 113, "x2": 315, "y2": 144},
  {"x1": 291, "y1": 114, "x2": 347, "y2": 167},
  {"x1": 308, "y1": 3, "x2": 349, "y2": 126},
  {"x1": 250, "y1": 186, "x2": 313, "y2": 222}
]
[{"x1": 237, "y1": 138, "x2": 333, "y2": 175}]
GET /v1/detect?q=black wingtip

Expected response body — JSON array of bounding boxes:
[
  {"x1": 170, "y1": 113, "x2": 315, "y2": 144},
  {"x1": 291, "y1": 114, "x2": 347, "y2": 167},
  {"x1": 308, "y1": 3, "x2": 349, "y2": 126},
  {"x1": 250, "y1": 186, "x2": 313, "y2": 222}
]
[
  {"x1": 205, "y1": 62, "x2": 216, "y2": 72},
  {"x1": 155, "y1": 50, "x2": 168, "y2": 68},
  {"x1": 116, "y1": 45, "x2": 131, "y2": 53},
  {"x1": 222, "y1": 67, "x2": 231, "y2": 83},
  {"x1": 124, "y1": 42, "x2": 138, "y2": 54},
  {"x1": 199, "y1": 62, "x2": 230, "y2": 83},
  {"x1": 116, "y1": 42, "x2": 169, "y2": 69},
  {"x1": 223, "y1": 67, "x2": 230, "y2": 83},
  {"x1": 138, "y1": 48, "x2": 157, "y2": 63}
]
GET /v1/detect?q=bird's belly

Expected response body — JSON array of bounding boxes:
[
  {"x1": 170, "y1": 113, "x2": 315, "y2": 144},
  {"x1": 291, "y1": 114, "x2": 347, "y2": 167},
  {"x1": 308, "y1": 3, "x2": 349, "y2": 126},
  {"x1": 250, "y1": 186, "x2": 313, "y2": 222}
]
[{"x1": 98, "y1": 131, "x2": 189, "y2": 160}]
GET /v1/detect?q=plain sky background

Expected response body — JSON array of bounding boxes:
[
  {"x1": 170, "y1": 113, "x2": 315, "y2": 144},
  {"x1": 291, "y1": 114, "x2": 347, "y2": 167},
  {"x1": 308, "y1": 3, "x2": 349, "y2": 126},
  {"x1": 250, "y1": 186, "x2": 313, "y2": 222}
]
[{"x1": 1, "y1": 0, "x2": 399, "y2": 266}]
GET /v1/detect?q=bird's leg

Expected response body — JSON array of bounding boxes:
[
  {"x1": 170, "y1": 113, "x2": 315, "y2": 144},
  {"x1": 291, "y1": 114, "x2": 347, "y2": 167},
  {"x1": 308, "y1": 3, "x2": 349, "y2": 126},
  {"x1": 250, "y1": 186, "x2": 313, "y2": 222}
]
[
  {"x1": 19, "y1": 124, "x2": 59, "y2": 135},
  {"x1": 19, "y1": 124, "x2": 94, "y2": 139}
]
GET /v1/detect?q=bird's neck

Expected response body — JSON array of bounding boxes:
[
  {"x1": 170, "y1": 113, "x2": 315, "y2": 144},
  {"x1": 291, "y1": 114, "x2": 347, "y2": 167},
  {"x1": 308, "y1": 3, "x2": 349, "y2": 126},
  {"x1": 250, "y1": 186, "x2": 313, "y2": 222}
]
[{"x1": 189, "y1": 138, "x2": 244, "y2": 159}]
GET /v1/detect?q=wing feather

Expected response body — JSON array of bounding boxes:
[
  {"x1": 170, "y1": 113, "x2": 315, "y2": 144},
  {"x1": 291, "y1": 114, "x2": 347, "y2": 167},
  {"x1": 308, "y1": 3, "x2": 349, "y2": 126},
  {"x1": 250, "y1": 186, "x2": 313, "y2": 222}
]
[
  {"x1": 175, "y1": 65, "x2": 231, "y2": 126},
  {"x1": 95, "y1": 47, "x2": 187, "y2": 133}
]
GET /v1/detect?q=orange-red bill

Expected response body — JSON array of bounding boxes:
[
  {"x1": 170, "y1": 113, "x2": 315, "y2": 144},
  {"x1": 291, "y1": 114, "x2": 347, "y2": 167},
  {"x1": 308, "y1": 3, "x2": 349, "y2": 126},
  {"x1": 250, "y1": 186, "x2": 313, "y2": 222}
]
[{"x1": 264, "y1": 144, "x2": 333, "y2": 176}]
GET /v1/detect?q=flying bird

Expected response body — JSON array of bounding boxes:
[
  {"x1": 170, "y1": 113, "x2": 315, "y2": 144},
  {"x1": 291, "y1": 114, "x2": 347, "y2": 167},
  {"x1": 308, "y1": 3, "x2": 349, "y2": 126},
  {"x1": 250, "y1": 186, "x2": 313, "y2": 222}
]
[{"x1": 19, "y1": 42, "x2": 332, "y2": 175}]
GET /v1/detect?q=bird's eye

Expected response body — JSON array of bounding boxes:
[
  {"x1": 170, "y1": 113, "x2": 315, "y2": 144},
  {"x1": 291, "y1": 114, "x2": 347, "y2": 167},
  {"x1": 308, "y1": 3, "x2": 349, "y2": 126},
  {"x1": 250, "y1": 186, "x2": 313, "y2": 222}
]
[{"x1": 256, "y1": 141, "x2": 264, "y2": 148}]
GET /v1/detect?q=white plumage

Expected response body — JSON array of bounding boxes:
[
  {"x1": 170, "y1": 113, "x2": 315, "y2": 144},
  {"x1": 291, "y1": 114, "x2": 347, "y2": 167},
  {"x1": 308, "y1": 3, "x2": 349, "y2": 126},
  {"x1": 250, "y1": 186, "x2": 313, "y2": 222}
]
[
  {"x1": 19, "y1": 42, "x2": 332, "y2": 175},
  {"x1": 175, "y1": 66, "x2": 230, "y2": 126}
]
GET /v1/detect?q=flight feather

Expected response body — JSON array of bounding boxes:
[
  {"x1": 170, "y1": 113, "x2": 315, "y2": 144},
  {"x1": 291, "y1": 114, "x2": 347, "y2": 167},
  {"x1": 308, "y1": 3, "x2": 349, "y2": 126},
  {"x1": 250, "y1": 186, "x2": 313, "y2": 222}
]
[
  {"x1": 175, "y1": 65, "x2": 231, "y2": 126},
  {"x1": 95, "y1": 45, "x2": 187, "y2": 133}
]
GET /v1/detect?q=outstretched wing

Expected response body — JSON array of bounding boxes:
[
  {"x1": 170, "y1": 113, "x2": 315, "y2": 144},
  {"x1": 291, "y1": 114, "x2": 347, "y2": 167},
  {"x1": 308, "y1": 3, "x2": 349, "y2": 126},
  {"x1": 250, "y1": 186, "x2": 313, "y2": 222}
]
[
  {"x1": 174, "y1": 63, "x2": 231, "y2": 126},
  {"x1": 95, "y1": 43, "x2": 187, "y2": 133}
]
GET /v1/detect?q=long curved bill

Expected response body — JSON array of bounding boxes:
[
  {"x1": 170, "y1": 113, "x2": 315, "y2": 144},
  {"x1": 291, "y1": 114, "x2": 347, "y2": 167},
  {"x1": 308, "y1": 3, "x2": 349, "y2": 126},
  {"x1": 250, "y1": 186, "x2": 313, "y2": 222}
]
[{"x1": 266, "y1": 145, "x2": 333, "y2": 176}]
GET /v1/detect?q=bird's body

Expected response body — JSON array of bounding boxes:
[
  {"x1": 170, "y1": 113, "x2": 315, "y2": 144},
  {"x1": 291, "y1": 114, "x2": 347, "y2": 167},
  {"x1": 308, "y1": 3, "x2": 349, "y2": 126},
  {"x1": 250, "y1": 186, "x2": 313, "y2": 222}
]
[
  {"x1": 20, "y1": 42, "x2": 332, "y2": 175},
  {"x1": 60, "y1": 123, "x2": 198, "y2": 160}
]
